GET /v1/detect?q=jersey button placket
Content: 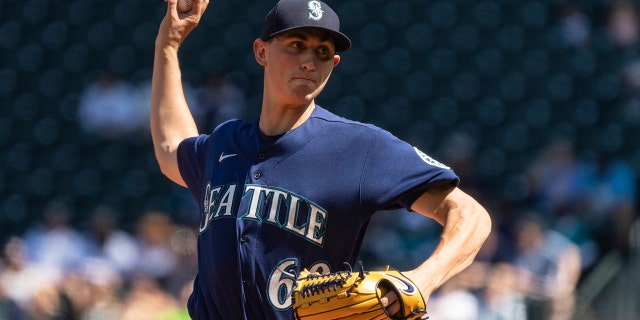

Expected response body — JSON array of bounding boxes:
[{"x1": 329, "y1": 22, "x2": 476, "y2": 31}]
[{"x1": 253, "y1": 150, "x2": 267, "y2": 181}]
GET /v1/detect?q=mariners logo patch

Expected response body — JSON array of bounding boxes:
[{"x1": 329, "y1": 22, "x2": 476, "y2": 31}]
[
  {"x1": 414, "y1": 147, "x2": 450, "y2": 169},
  {"x1": 308, "y1": 1, "x2": 323, "y2": 20}
]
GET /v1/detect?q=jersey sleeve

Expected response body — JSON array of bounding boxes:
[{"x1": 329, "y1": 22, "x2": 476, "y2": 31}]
[
  {"x1": 360, "y1": 128, "x2": 460, "y2": 211},
  {"x1": 177, "y1": 134, "x2": 210, "y2": 200},
  {"x1": 176, "y1": 119, "x2": 244, "y2": 200}
]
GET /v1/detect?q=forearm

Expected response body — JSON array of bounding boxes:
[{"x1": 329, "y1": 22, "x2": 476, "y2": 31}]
[
  {"x1": 150, "y1": 1, "x2": 204, "y2": 186},
  {"x1": 150, "y1": 49, "x2": 197, "y2": 184},
  {"x1": 408, "y1": 188, "x2": 492, "y2": 296}
]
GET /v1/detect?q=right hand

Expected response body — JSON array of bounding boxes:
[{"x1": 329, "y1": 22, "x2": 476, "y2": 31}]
[{"x1": 157, "y1": 0, "x2": 210, "y2": 49}]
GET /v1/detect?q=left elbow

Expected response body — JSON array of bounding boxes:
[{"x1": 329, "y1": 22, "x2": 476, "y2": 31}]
[
  {"x1": 455, "y1": 191, "x2": 492, "y2": 256},
  {"x1": 474, "y1": 204, "x2": 492, "y2": 242}
]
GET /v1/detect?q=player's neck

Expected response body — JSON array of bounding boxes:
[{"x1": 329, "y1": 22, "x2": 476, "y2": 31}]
[{"x1": 259, "y1": 101, "x2": 316, "y2": 136}]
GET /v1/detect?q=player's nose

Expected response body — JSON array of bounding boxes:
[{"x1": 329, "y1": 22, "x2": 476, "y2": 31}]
[{"x1": 300, "y1": 52, "x2": 316, "y2": 72}]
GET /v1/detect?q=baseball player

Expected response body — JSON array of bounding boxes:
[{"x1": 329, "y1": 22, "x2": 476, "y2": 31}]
[{"x1": 150, "y1": 0, "x2": 492, "y2": 319}]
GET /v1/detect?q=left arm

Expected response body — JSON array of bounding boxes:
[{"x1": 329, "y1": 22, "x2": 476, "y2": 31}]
[{"x1": 404, "y1": 186, "x2": 492, "y2": 299}]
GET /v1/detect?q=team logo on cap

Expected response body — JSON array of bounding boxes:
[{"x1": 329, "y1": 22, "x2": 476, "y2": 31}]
[{"x1": 308, "y1": 1, "x2": 323, "y2": 21}]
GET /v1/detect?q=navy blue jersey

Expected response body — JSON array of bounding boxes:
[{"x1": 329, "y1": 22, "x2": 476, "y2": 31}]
[{"x1": 177, "y1": 106, "x2": 459, "y2": 319}]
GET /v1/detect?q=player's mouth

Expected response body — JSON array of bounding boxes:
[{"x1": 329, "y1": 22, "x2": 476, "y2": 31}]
[{"x1": 291, "y1": 75, "x2": 316, "y2": 83}]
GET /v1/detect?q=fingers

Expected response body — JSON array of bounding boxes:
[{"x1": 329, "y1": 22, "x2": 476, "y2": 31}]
[
  {"x1": 381, "y1": 292, "x2": 402, "y2": 316},
  {"x1": 386, "y1": 299, "x2": 402, "y2": 316},
  {"x1": 157, "y1": 0, "x2": 210, "y2": 48},
  {"x1": 165, "y1": 0, "x2": 181, "y2": 20},
  {"x1": 173, "y1": 0, "x2": 210, "y2": 18},
  {"x1": 192, "y1": 0, "x2": 210, "y2": 16},
  {"x1": 164, "y1": 0, "x2": 209, "y2": 21}
]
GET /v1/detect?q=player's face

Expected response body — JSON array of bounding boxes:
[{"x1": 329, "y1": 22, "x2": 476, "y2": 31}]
[{"x1": 255, "y1": 29, "x2": 341, "y2": 106}]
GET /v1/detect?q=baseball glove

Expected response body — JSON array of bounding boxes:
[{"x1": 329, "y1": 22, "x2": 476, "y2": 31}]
[{"x1": 291, "y1": 262, "x2": 428, "y2": 320}]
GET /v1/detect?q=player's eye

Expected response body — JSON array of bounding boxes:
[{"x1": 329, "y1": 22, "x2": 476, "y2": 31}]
[
  {"x1": 290, "y1": 42, "x2": 304, "y2": 50},
  {"x1": 316, "y1": 46, "x2": 333, "y2": 60}
]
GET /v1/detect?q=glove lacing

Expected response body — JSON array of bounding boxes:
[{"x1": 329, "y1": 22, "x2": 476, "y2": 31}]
[
  {"x1": 297, "y1": 270, "x2": 350, "y2": 298},
  {"x1": 296, "y1": 262, "x2": 366, "y2": 298}
]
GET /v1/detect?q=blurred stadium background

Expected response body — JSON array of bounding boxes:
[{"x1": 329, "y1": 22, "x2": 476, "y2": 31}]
[{"x1": 1, "y1": 0, "x2": 639, "y2": 319}]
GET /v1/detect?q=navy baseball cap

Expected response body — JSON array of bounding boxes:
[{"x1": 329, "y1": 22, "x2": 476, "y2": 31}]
[{"x1": 260, "y1": 0, "x2": 351, "y2": 52}]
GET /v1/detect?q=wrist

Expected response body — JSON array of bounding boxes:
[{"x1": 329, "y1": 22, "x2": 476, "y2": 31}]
[{"x1": 403, "y1": 269, "x2": 438, "y2": 300}]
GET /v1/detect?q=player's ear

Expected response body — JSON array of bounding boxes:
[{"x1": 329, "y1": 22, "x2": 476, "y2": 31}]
[
  {"x1": 254, "y1": 38, "x2": 267, "y2": 67},
  {"x1": 333, "y1": 55, "x2": 340, "y2": 67}
]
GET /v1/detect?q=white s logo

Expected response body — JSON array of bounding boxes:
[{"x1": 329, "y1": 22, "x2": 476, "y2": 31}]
[{"x1": 308, "y1": 1, "x2": 323, "y2": 20}]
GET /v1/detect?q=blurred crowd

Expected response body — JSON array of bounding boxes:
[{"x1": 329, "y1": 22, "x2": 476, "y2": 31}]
[
  {"x1": 4, "y1": 0, "x2": 640, "y2": 319},
  {"x1": 362, "y1": 2, "x2": 640, "y2": 318},
  {"x1": 0, "y1": 51, "x2": 248, "y2": 319},
  {"x1": 1, "y1": 144, "x2": 637, "y2": 320},
  {"x1": 75, "y1": 69, "x2": 246, "y2": 142},
  {"x1": 0, "y1": 202, "x2": 197, "y2": 320},
  {"x1": 361, "y1": 134, "x2": 638, "y2": 320}
]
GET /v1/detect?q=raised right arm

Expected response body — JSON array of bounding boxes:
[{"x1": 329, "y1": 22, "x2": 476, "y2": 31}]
[{"x1": 150, "y1": 0, "x2": 209, "y2": 187}]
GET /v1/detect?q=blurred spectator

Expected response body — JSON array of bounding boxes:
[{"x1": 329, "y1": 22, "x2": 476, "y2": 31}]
[
  {"x1": 83, "y1": 206, "x2": 140, "y2": 278},
  {"x1": 581, "y1": 153, "x2": 637, "y2": 258},
  {"x1": 0, "y1": 237, "x2": 45, "y2": 317},
  {"x1": 479, "y1": 263, "x2": 528, "y2": 320},
  {"x1": 620, "y1": 58, "x2": 640, "y2": 96},
  {"x1": 77, "y1": 70, "x2": 145, "y2": 140},
  {"x1": 526, "y1": 137, "x2": 591, "y2": 218},
  {"x1": 193, "y1": 73, "x2": 246, "y2": 133},
  {"x1": 134, "y1": 211, "x2": 179, "y2": 287},
  {"x1": 429, "y1": 288, "x2": 482, "y2": 320},
  {"x1": 526, "y1": 137, "x2": 637, "y2": 270},
  {"x1": 25, "y1": 283, "x2": 65, "y2": 320},
  {"x1": 432, "y1": 220, "x2": 527, "y2": 320},
  {"x1": 428, "y1": 262, "x2": 528, "y2": 320},
  {"x1": 510, "y1": 211, "x2": 581, "y2": 320},
  {"x1": 432, "y1": 209, "x2": 581, "y2": 320},
  {"x1": 119, "y1": 274, "x2": 181, "y2": 320},
  {"x1": 607, "y1": 0, "x2": 639, "y2": 49},
  {"x1": 1, "y1": 206, "x2": 198, "y2": 319},
  {"x1": 164, "y1": 225, "x2": 199, "y2": 299},
  {"x1": 557, "y1": 4, "x2": 591, "y2": 48},
  {"x1": 0, "y1": 280, "x2": 24, "y2": 319},
  {"x1": 22, "y1": 200, "x2": 88, "y2": 283},
  {"x1": 58, "y1": 262, "x2": 123, "y2": 320}
]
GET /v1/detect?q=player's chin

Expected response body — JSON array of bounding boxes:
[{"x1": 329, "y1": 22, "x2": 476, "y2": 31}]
[{"x1": 292, "y1": 85, "x2": 321, "y2": 102}]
